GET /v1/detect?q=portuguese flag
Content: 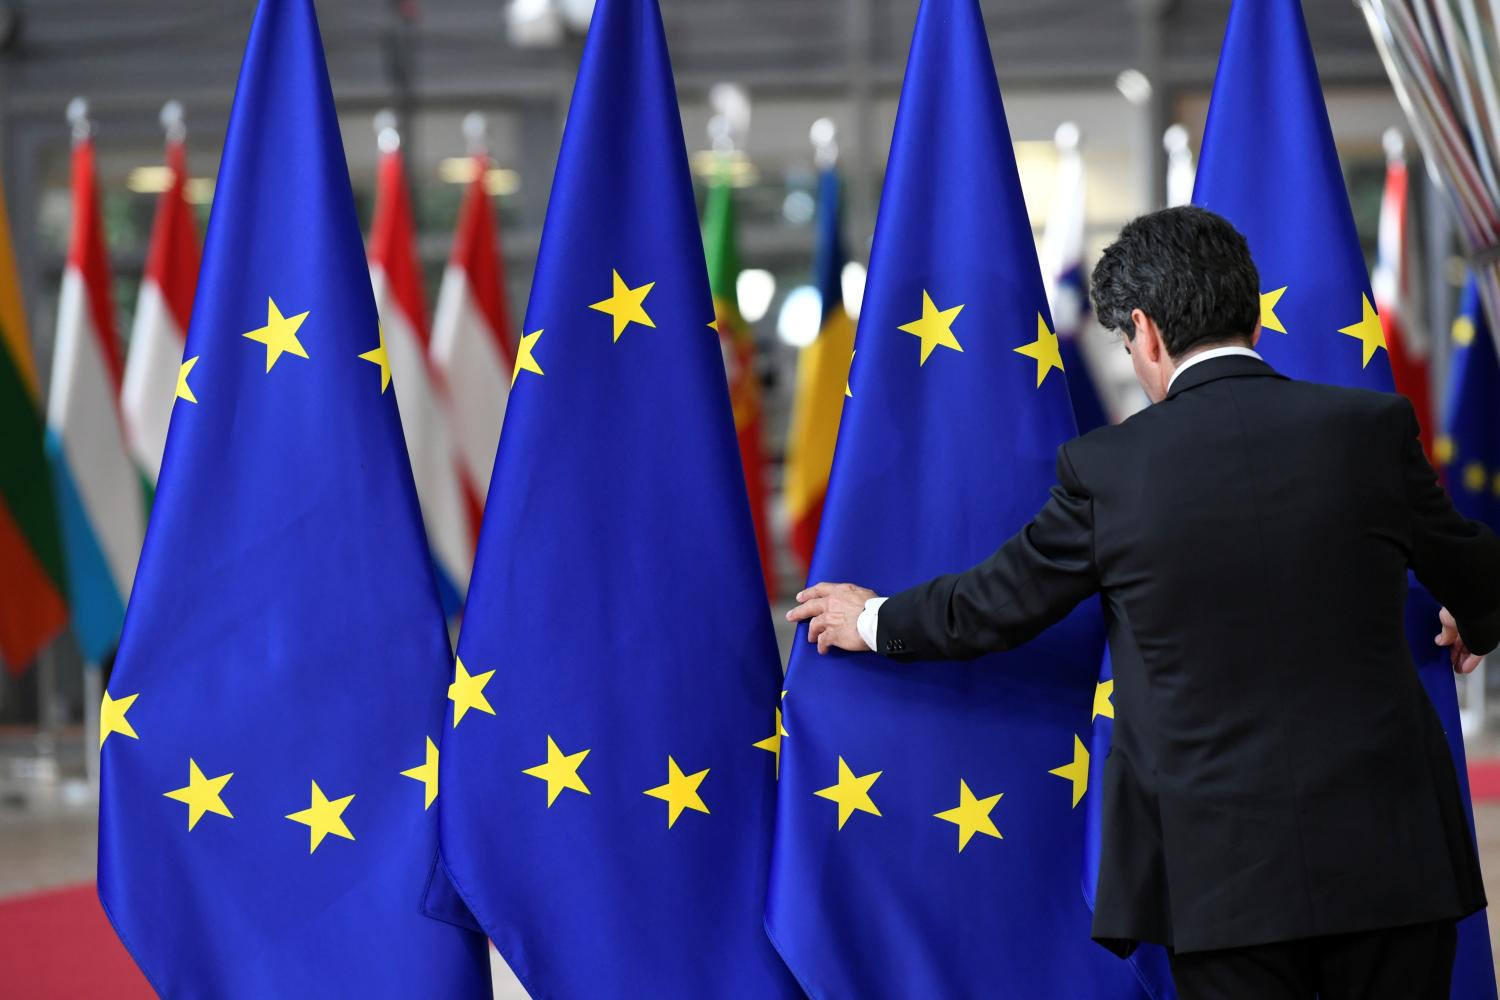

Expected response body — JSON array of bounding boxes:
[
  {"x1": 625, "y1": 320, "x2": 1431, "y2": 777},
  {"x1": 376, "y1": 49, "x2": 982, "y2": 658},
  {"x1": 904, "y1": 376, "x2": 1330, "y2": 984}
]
[
  {"x1": 0, "y1": 175, "x2": 68, "y2": 672},
  {"x1": 703, "y1": 172, "x2": 776, "y2": 599}
]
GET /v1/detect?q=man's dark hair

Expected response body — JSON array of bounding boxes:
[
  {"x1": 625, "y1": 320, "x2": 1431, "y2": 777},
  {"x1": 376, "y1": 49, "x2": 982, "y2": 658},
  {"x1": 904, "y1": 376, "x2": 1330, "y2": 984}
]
[{"x1": 1090, "y1": 205, "x2": 1260, "y2": 358}]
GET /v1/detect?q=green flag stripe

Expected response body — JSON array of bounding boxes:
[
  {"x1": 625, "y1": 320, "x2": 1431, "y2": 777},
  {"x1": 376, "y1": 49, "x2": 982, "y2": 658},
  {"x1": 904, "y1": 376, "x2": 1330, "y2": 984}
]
[{"x1": 0, "y1": 320, "x2": 68, "y2": 591}]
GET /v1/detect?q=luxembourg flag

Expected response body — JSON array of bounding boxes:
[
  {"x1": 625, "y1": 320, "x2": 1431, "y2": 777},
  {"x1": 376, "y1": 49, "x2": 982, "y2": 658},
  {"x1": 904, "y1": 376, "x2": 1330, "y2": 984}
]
[
  {"x1": 431, "y1": 136, "x2": 517, "y2": 502},
  {"x1": 369, "y1": 121, "x2": 476, "y2": 610},
  {"x1": 46, "y1": 103, "x2": 146, "y2": 662},
  {"x1": 121, "y1": 105, "x2": 200, "y2": 488}
]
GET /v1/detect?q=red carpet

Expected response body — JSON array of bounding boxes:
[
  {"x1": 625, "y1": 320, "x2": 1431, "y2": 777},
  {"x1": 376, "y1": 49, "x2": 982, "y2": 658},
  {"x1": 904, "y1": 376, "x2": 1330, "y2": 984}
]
[
  {"x1": 0, "y1": 884, "x2": 153, "y2": 998},
  {"x1": 1471, "y1": 759, "x2": 1500, "y2": 802}
]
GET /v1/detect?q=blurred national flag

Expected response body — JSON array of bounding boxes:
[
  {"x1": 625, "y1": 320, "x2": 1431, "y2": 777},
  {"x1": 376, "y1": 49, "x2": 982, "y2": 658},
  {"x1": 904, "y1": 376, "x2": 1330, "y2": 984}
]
[
  {"x1": 784, "y1": 164, "x2": 856, "y2": 575},
  {"x1": 0, "y1": 173, "x2": 68, "y2": 672},
  {"x1": 431, "y1": 142, "x2": 516, "y2": 515},
  {"x1": 370, "y1": 126, "x2": 475, "y2": 613},
  {"x1": 1039, "y1": 125, "x2": 1110, "y2": 433},
  {"x1": 1439, "y1": 279, "x2": 1500, "y2": 533},
  {"x1": 46, "y1": 112, "x2": 145, "y2": 664},
  {"x1": 705, "y1": 171, "x2": 776, "y2": 598},
  {"x1": 1374, "y1": 131, "x2": 1434, "y2": 462},
  {"x1": 121, "y1": 115, "x2": 200, "y2": 491}
]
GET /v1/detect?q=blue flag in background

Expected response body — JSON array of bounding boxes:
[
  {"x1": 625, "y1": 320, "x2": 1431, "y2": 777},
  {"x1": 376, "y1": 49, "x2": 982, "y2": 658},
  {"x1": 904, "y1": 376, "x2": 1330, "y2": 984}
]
[
  {"x1": 1192, "y1": 2, "x2": 1497, "y2": 996},
  {"x1": 433, "y1": 1, "x2": 799, "y2": 996},
  {"x1": 96, "y1": 1, "x2": 491, "y2": 995},
  {"x1": 764, "y1": 2, "x2": 1157, "y2": 997},
  {"x1": 1439, "y1": 280, "x2": 1500, "y2": 534}
]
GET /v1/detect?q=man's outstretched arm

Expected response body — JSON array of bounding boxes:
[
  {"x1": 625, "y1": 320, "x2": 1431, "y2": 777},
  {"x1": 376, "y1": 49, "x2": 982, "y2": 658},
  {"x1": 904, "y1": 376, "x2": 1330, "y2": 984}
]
[{"x1": 789, "y1": 445, "x2": 1102, "y2": 660}]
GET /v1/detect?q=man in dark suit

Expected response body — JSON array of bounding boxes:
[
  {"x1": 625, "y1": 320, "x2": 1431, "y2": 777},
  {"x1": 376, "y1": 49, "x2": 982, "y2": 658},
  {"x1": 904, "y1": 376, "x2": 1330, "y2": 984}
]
[{"x1": 788, "y1": 206, "x2": 1500, "y2": 999}]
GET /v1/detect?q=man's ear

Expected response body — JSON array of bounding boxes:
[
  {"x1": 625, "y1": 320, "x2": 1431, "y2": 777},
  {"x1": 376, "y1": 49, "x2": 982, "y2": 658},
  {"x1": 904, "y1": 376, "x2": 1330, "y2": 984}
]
[
  {"x1": 1130, "y1": 308, "x2": 1164, "y2": 362},
  {"x1": 1250, "y1": 320, "x2": 1262, "y2": 349}
]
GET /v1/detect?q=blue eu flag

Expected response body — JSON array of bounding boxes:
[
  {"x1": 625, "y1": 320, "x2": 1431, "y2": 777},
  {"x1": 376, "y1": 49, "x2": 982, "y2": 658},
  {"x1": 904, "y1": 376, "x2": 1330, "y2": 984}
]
[
  {"x1": 1439, "y1": 280, "x2": 1500, "y2": 533},
  {"x1": 1194, "y1": 2, "x2": 1496, "y2": 995},
  {"x1": 433, "y1": 1, "x2": 798, "y2": 996},
  {"x1": 96, "y1": 1, "x2": 492, "y2": 995},
  {"x1": 763, "y1": 2, "x2": 1155, "y2": 996}
]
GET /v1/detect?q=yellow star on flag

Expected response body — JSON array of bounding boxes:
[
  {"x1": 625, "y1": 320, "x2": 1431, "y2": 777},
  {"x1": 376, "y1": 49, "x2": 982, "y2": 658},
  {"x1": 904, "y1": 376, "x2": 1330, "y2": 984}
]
[
  {"x1": 1013, "y1": 313, "x2": 1065, "y2": 388},
  {"x1": 933, "y1": 779, "x2": 1003, "y2": 852},
  {"x1": 644, "y1": 756, "x2": 711, "y2": 828},
  {"x1": 512, "y1": 329, "x2": 545, "y2": 386},
  {"x1": 589, "y1": 270, "x2": 656, "y2": 342},
  {"x1": 1434, "y1": 435, "x2": 1455, "y2": 466},
  {"x1": 242, "y1": 297, "x2": 310, "y2": 372},
  {"x1": 1337, "y1": 294, "x2": 1387, "y2": 369},
  {"x1": 448, "y1": 657, "x2": 496, "y2": 728},
  {"x1": 1453, "y1": 314, "x2": 1476, "y2": 347},
  {"x1": 1464, "y1": 462, "x2": 1488, "y2": 493},
  {"x1": 814, "y1": 756, "x2": 882, "y2": 829},
  {"x1": 752, "y1": 707, "x2": 786, "y2": 778},
  {"x1": 523, "y1": 736, "x2": 591, "y2": 806},
  {"x1": 898, "y1": 291, "x2": 964, "y2": 365},
  {"x1": 1260, "y1": 286, "x2": 1288, "y2": 334},
  {"x1": 401, "y1": 736, "x2": 440, "y2": 809},
  {"x1": 358, "y1": 327, "x2": 391, "y2": 393},
  {"x1": 285, "y1": 781, "x2": 355, "y2": 853},
  {"x1": 100, "y1": 691, "x2": 140, "y2": 748},
  {"x1": 1049, "y1": 734, "x2": 1090, "y2": 808},
  {"x1": 176, "y1": 356, "x2": 199, "y2": 404},
  {"x1": 1092, "y1": 678, "x2": 1115, "y2": 721},
  {"x1": 163, "y1": 759, "x2": 234, "y2": 831}
]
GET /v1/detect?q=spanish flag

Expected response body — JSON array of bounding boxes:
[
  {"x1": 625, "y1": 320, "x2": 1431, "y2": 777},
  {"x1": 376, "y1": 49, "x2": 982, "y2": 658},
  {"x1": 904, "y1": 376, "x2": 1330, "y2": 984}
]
[
  {"x1": 0, "y1": 175, "x2": 68, "y2": 672},
  {"x1": 784, "y1": 166, "x2": 855, "y2": 574}
]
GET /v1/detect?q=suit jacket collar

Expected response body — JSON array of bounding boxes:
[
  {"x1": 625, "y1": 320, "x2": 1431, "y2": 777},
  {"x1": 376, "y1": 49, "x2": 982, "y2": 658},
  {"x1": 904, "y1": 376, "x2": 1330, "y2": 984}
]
[{"x1": 1165, "y1": 353, "x2": 1286, "y2": 400}]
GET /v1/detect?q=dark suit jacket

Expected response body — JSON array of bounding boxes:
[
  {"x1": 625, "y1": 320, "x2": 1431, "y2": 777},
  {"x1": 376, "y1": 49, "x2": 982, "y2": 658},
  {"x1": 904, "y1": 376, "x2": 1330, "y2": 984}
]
[{"x1": 877, "y1": 354, "x2": 1500, "y2": 954}]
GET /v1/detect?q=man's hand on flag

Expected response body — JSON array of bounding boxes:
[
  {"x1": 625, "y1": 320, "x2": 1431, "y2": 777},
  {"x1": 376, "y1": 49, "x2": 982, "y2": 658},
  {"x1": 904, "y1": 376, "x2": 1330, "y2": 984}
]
[
  {"x1": 1436, "y1": 607, "x2": 1484, "y2": 674},
  {"x1": 789, "y1": 582, "x2": 877, "y2": 653}
]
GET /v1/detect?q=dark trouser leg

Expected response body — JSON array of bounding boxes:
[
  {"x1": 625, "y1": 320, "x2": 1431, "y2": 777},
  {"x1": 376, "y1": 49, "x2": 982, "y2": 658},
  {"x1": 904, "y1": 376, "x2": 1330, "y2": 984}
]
[
  {"x1": 1168, "y1": 940, "x2": 1316, "y2": 1000},
  {"x1": 1315, "y1": 920, "x2": 1458, "y2": 1000}
]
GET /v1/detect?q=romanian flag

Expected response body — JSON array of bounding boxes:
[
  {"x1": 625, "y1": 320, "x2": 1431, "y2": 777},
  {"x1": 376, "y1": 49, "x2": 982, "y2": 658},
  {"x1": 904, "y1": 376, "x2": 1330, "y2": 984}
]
[
  {"x1": 784, "y1": 166, "x2": 856, "y2": 574},
  {"x1": 122, "y1": 124, "x2": 201, "y2": 489},
  {"x1": 369, "y1": 130, "x2": 475, "y2": 612},
  {"x1": 704, "y1": 173, "x2": 776, "y2": 597},
  {"x1": 46, "y1": 122, "x2": 146, "y2": 664},
  {"x1": 0, "y1": 175, "x2": 68, "y2": 672}
]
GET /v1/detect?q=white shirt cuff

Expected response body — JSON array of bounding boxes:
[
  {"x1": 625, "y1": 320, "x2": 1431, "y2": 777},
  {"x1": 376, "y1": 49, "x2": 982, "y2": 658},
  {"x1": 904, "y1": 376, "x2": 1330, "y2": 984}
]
[{"x1": 856, "y1": 597, "x2": 887, "y2": 652}]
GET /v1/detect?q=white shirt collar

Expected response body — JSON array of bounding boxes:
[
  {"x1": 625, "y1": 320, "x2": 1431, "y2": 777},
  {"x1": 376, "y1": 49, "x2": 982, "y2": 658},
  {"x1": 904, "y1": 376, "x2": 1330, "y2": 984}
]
[{"x1": 1166, "y1": 345, "x2": 1262, "y2": 392}]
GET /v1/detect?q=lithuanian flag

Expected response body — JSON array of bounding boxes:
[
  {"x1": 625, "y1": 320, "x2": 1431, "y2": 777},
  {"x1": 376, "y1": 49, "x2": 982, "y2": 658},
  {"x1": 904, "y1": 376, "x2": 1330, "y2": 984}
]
[
  {"x1": 0, "y1": 176, "x2": 68, "y2": 672},
  {"x1": 784, "y1": 166, "x2": 856, "y2": 573},
  {"x1": 704, "y1": 171, "x2": 776, "y2": 598}
]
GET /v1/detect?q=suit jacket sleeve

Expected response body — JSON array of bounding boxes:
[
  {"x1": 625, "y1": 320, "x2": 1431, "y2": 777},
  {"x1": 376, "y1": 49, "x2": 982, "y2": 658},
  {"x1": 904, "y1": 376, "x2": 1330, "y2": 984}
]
[
  {"x1": 1401, "y1": 399, "x2": 1500, "y2": 655},
  {"x1": 875, "y1": 443, "x2": 1101, "y2": 661}
]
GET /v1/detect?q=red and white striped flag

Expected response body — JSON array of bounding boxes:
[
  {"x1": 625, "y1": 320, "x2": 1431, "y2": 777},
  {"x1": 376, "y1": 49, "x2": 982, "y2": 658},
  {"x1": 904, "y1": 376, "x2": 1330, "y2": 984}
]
[
  {"x1": 121, "y1": 106, "x2": 200, "y2": 487},
  {"x1": 1373, "y1": 129, "x2": 1435, "y2": 461},
  {"x1": 369, "y1": 124, "x2": 477, "y2": 607},
  {"x1": 430, "y1": 146, "x2": 516, "y2": 504}
]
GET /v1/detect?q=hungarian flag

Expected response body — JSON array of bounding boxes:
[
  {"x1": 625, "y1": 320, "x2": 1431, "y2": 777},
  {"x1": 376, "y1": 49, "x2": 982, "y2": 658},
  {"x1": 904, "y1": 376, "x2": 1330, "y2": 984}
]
[
  {"x1": 784, "y1": 166, "x2": 856, "y2": 575},
  {"x1": 431, "y1": 156, "x2": 516, "y2": 506},
  {"x1": 1374, "y1": 136, "x2": 1435, "y2": 462},
  {"x1": 369, "y1": 134, "x2": 476, "y2": 611},
  {"x1": 122, "y1": 128, "x2": 200, "y2": 489},
  {"x1": 703, "y1": 173, "x2": 775, "y2": 598},
  {"x1": 46, "y1": 124, "x2": 146, "y2": 664},
  {"x1": 0, "y1": 173, "x2": 68, "y2": 672}
]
